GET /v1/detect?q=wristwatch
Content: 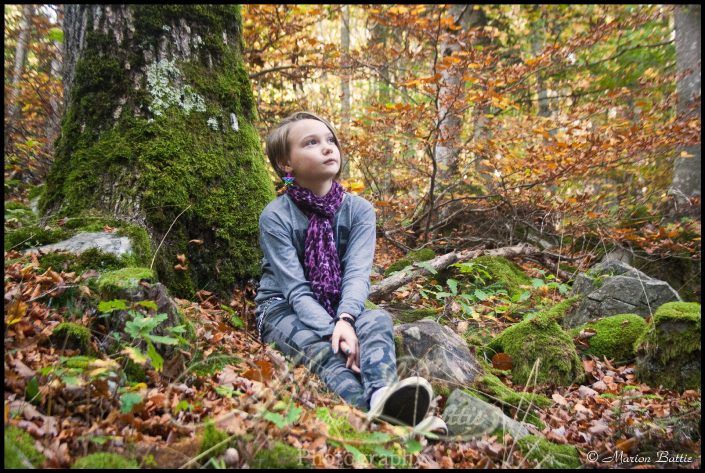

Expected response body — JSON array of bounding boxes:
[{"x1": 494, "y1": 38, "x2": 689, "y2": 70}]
[{"x1": 335, "y1": 314, "x2": 356, "y2": 329}]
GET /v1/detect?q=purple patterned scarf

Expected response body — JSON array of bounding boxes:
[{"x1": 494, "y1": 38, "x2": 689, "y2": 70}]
[{"x1": 286, "y1": 181, "x2": 345, "y2": 317}]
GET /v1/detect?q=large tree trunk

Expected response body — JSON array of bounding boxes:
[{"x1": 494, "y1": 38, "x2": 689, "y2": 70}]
[
  {"x1": 41, "y1": 5, "x2": 275, "y2": 297},
  {"x1": 5, "y1": 4, "x2": 34, "y2": 154},
  {"x1": 669, "y1": 5, "x2": 701, "y2": 209}
]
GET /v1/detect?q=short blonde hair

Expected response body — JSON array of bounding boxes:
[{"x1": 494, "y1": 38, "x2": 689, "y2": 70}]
[{"x1": 265, "y1": 111, "x2": 344, "y2": 179}]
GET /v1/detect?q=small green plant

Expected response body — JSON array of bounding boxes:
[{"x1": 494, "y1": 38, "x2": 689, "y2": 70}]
[
  {"x1": 38, "y1": 356, "x2": 120, "y2": 388},
  {"x1": 99, "y1": 299, "x2": 185, "y2": 372}
]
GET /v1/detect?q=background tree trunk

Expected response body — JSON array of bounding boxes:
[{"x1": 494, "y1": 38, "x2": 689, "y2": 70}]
[
  {"x1": 42, "y1": 5, "x2": 275, "y2": 298},
  {"x1": 669, "y1": 4, "x2": 701, "y2": 209},
  {"x1": 339, "y1": 5, "x2": 351, "y2": 179},
  {"x1": 5, "y1": 4, "x2": 33, "y2": 154}
]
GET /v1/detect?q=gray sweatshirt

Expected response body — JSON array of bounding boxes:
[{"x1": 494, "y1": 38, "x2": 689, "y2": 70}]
[{"x1": 254, "y1": 191, "x2": 376, "y2": 339}]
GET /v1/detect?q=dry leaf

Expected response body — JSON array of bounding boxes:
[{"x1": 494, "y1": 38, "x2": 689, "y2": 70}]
[
  {"x1": 491, "y1": 352, "x2": 513, "y2": 371},
  {"x1": 174, "y1": 264, "x2": 188, "y2": 271},
  {"x1": 188, "y1": 239, "x2": 204, "y2": 245},
  {"x1": 552, "y1": 393, "x2": 568, "y2": 406},
  {"x1": 176, "y1": 254, "x2": 186, "y2": 264}
]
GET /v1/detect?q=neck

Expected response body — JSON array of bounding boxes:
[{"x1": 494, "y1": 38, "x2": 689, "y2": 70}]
[{"x1": 295, "y1": 178, "x2": 334, "y2": 197}]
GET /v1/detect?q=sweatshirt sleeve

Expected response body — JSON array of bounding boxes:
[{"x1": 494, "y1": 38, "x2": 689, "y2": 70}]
[
  {"x1": 336, "y1": 198, "x2": 376, "y2": 319},
  {"x1": 259, "y1": 210, "x2": 336, "y2": 338}
]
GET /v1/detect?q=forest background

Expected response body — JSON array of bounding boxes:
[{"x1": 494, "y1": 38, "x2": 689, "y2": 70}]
[{"x1": 3, "y1": 4, "x2": 701, "y2": 469}]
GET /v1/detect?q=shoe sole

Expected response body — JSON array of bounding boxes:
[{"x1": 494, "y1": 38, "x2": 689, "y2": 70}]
[{"x1": 372, "y1": 377, "x2": 432, "y2": 426}]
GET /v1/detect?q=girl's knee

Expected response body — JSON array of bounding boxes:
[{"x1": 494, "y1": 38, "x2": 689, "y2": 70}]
[{"x1": 356, "y1": 308, "x2": 393, "y2": 332}]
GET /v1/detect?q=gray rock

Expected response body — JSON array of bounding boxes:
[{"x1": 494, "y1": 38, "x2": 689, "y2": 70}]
[
  {"x1": 565, "y1": 260, "x2": 681, "y2": 328},
  {"x1": 394, "y1": 319, "x2": 484, "y2": 388},
  {"x1": 24, "y1": 231, "x2": 133, "y2": 257},
  {"x1": 442, "y1": 389, "x2": 530, "y2": 440}
]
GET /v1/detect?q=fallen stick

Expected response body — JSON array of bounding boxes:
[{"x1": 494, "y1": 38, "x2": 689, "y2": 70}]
[{"x1": 369, "y1": 243, "x2": 541, "y2": 301}]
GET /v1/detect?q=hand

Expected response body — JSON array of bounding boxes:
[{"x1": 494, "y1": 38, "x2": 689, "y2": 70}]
[{"x1": 332, "y1": 319, "x2": 360, "y2": 374}]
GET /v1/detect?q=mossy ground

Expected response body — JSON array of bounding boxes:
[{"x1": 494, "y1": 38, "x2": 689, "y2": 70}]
[
  {"x1": 474, "y1": 372, "x2": 549, "y2": 430},
  {"x1": 71, "y1": 452, "x2": 138, "y2": 469},
  {"x1": 4, "y1": 425, "x2": 46, "y2": 468},
  {"x1": 51, "y1": 322, "x2": 95, "y2": 355},
  {"x1": 315, "y1": 407, "x2": 408, "y2": 468},
  {"x1": 516, "y1": 434, "x2": 581, "y2": 469},
  {"x1": 570, "y1": 313, "x2": 648, "y2": 363},
  {"x1": 384, "y1": 248, "x2": 436, "y2": 275},
  {"x1": 199, "y1": 421, "x2": 231, "y2": 460},
  {"x1": 483, "y1": 299, "x2": 585, "y2": 386},
  {"x1": 40, "y1": 6, "x2": 275, "y2": 299},
  {"x1": 252, "y1": 440, "x2": 307, "y2": 469},
  {"x1": 634, "y1": 302, "x2": 701, "y2": 391}
]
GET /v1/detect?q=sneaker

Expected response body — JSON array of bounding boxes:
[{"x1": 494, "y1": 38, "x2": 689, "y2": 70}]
[
  {"x1": 367, "y1": 376, "x2": 433, "y2": 427},
  {"x1": 412, "y1": 415, "x2": 449, "y2": 437}
]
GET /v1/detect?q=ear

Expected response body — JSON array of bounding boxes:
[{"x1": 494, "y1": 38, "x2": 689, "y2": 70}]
[{"x1": 281, "y1": 159, "x2": 293, "y2": 174}]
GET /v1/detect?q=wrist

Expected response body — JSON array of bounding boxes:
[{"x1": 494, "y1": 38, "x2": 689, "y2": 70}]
[{"x1": 335, "y1": 314, "x2": 355, "y2": 329}]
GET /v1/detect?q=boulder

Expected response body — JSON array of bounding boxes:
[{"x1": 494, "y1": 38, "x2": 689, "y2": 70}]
[
  {"x1": 484, "y1": 299, "x2": 585, "y2": 386},
  {"x1": 442, "y1": 389, "x2": 531, "y2": 440},
  {"x1": 24, "y1": 231, "x2": 133, "y2": 258},
  {"x1": 634, "y1": 302, "x2": 701, "y2": 392},
  {"x1": 569, "y1": 313, "x2": 648, "y2": 364},
  {"x1": 393, "y1": 319, "x2": 484, "y2": 389},
  {"x1": 565, "y1": 260, "x2": 681, "y2": 328}
]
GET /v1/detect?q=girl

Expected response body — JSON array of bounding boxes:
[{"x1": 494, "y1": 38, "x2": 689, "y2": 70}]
[{"x1": 254, "y1": 111, "x2": 434, "y2": 427}]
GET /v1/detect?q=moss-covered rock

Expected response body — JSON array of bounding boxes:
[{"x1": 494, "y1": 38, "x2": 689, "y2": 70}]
[
  {"x1": 455, "y1": 255, "x2": 532, "y2": 297},
  {"x1": 483, "y1": 300, "x2": 585, "y2": 386},
  {"x1": 51, "y1": 322, "x2": 95, "y2": 355},
  {"x1": 570, "y1": 314, "x2": 648, "y2": 363},
  {"x1": 72, "y1": 452, "x2": 138, "y2": 469},
  {"x1": 251, "y1": 441, "x2": 306, "y2": 469},
  {"x1": 516, "y1": 434, "x2": 581, "y2": 469},
  {"x1": 96, "y1": 267, "x2": 156, "y2": 295},
  {"x1": 474, "y1": 372, "x2": 550, "y2": 430},
  {"x1": 634, "y1": 302, "x2": 701, "y2": 391},
  {"x1": 4, "y1": 202, "x2": 38, "y2": 228},
  {"x1": 4, "y1": 425, "x2": 46, "y2": 468},
  {"x1": 384, "y1": 248, "x2": 436, "y2": 276},
  {"x1": 37, "y1": 248, "x2": 125, "y2": 274}
]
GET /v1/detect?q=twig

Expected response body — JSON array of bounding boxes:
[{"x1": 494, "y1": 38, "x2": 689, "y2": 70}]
[{"x1": 150, "y1": 204, "x2": 192, "y2": 271}]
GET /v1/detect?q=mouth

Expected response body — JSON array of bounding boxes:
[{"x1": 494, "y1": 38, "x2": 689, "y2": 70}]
[{"x1": 323, "y1": 158, "x2": 338, "y2": 165}]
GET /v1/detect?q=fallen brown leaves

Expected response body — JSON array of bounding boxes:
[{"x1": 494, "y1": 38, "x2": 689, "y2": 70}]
[{"x1": 4, "y1": 248, "x2": 701, "y2": 469}]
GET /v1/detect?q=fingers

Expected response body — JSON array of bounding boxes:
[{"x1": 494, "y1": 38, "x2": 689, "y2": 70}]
[{"x1": 331, "y1": 330, "x2": 341, "y2": 354}]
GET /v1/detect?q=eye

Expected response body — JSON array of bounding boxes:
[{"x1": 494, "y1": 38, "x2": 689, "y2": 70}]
[
  {"x1": 305, "y1": 139, "x2": 316, "y2": 145},
  {"x1": 328, "y1": 136, "x2": 336, "y2": 143}
]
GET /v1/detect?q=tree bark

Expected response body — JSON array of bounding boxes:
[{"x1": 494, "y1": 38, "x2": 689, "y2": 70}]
[
  {"x1": 339, "y1": 5, "x2": 351, "y2": 179},
  {"x1": 669, "y1": 4, "x2": 701, "y2": 208},
  {"x1": 42, "y1": 5, "x2": 275, "y2": 298},
  {"x1": 369, "y1": 243, "x2": 540, "y2": 300},
  {"x1": 5, "y1": 4, "x2": 34, "y2": 153},
  {"x1": 43, "y1": 6, "x2": 65, "y2": 168}
]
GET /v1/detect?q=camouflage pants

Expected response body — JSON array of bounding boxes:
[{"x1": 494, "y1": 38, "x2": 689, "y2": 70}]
[{"x1": 258, "y1": 303, "x2": 399, "y2": 410}]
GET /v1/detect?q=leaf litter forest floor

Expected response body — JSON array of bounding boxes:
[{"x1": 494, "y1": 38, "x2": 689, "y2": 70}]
[{"x1": 4, "y1": 235, "x2": 702, "y2": 469}]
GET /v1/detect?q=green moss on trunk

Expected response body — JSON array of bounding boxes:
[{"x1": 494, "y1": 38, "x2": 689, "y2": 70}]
[
  {"x1": 41, "y1": 6, "x2": 275, "y2": 299},
  {"x1": 4, "y1": 426, "x2": 46, "y2": 468}
]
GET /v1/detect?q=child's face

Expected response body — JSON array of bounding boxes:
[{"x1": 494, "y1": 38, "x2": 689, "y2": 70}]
[{"x1": 283, "y1": 119, "x2": 340, "y2": 183}]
